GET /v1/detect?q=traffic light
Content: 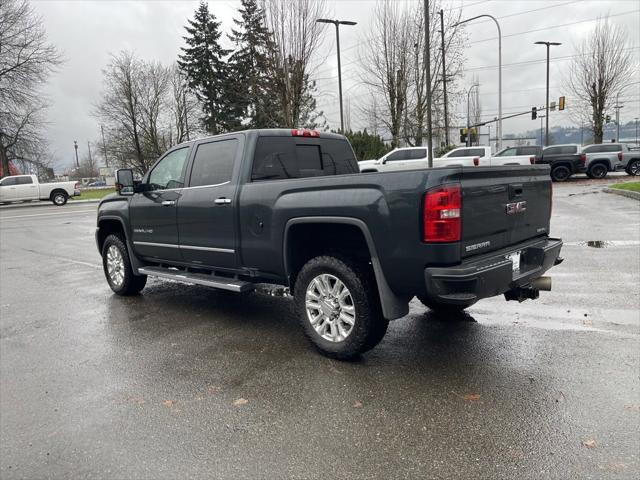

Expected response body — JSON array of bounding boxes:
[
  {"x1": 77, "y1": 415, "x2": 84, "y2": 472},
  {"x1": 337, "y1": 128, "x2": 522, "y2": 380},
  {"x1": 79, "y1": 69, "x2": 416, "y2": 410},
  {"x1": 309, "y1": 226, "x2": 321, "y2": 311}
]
[
  {"x1": 460, "y1": 128, "x2": 467, "y2": 144},
  {"x1": 531, "y1": 107, "x2": 537, "y2": 120},
  {"x1": 558, "y1": 96, "x2": 565, "y2": 110},
  {"x1": 550, "y1": 101, "x2": 556, "y2": 112},
  {"x1": 605, "y1": 115, "x2": 611, "y2": 123}
]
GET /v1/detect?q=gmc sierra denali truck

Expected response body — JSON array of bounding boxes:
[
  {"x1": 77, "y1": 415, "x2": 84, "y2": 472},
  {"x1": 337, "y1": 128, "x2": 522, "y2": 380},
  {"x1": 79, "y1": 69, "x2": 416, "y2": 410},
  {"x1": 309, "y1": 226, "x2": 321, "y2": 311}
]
[{"x1": 96, "y1": 129, "x2": 563, "y2": 359}]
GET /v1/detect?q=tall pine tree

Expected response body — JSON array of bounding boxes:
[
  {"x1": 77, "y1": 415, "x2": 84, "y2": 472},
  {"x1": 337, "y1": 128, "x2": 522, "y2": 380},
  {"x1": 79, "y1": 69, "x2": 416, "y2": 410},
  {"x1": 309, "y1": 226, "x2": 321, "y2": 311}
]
[
  {"x1": 178, "y1": 2, "x2": 238, "y2": 134},
  {"x1": 227, "y1": 0, "x2": 280, "y2": 128}
]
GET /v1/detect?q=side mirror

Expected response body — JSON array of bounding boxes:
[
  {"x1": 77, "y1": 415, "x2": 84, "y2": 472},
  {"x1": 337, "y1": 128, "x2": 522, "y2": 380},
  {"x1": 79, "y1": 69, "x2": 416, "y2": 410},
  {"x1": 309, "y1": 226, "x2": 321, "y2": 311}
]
[{"x1": 115, "y1": 169, "x2": 134, "y2": 195}]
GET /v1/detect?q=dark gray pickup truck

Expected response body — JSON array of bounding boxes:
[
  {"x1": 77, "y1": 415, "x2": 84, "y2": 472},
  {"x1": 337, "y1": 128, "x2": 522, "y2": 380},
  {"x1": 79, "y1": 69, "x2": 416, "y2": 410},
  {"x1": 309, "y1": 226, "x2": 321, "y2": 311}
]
[{"x1": 96, "y1": 129, "x2": 563, "y2": 359}]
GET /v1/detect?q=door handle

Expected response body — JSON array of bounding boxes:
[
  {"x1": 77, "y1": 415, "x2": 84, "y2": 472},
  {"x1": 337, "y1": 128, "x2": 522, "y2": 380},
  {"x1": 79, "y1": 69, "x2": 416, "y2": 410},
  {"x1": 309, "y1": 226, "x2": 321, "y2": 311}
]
[
  {"x1": 161, "y1": 200, "x2": 176, "y2": 207},
  {"x1": 214, "y1": 197, "x2": 232, "y2": 205}
]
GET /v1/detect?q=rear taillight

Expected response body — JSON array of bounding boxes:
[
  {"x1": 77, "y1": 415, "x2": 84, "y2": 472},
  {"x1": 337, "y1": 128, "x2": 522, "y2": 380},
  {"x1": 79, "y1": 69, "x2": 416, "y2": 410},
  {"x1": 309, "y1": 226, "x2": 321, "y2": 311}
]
[
  {"x1": 291, "y1": 128, "x2": 320, "y2": 137},
  {"x1": 618, "y1": 151, "x2": 623, "y2": 161},
  {"x1": 473, "y1": 157, "x2": 480, "y2": 166},
  {"x1": 74, "y1": 182, "x2": 80, "y2": 189},
  {"x1": 423, "y1": 184, "x2": 461, "y2": 243},
  {"x1": 529, "y1": 156, "x2": 535, "y2": 164},
  {"x1": 580, "y1": 154, "x2": 586, "y2": 164}
]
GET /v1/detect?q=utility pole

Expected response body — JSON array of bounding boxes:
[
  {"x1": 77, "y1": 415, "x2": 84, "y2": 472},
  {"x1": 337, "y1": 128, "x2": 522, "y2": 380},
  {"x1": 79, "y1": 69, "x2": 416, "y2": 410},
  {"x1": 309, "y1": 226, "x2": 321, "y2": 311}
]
[
  {"x1": 467, "y1": 84, "x2": 479, "y2": 147},
  {"x1": 100, "y1": 125, "x2": 109, "y2": 167},
  {"x1": 614, "y1": 93, "x2": 623, "y2": 141},
  {"x1": 635, "y1": 117, "x2": 638, "y2": 145},
  {"x1": 87, "y1": 141, "x2": 92, "y2": 166},
  {"x1": 183, "y1": 89, "x2": 190, "y2": 141},
  {"x1": 316, "y1": 18, "x2": 357, "y2": 133},
  {"x1": 534, "y1": 41, "x2": 561, "y2": 147},
  {"x1": 425, "y1": 0, "x2": 434, "y2": 167},
  {"x1": 439, "y1": 9, "x2": 449, "y2": 146},
  {"x1": 539, "y1": 114, "x2": 546, "y2": 146},
  {"x1": 73, "y1": 140, "x2": 79, "y2": 168}
]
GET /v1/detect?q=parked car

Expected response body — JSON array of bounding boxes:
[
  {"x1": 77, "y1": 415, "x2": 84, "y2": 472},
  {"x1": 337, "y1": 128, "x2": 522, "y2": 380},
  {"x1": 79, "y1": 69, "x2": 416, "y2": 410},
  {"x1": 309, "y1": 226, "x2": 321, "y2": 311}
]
[
  {"x1": 96, "y1": 129, "x2": 563, "y2": 359},
  {"x1": 359, "y1": 145, "x2": 535, "y2": 173},
  {"x1": 0, "y1": 174, "x2": 80, "y2": 205},
  {"x1": 581, "y1": 143, "x2": 640, "y2": 179},
  {"x1": 493, "y1": 145, "x2": 542, "y2": 165},
  {"x1": 88, "y1": 180, "x2": 107, "y2": 187},
  {"x1": 536, "y1": 144, "x2": 586, "y2": 182}
]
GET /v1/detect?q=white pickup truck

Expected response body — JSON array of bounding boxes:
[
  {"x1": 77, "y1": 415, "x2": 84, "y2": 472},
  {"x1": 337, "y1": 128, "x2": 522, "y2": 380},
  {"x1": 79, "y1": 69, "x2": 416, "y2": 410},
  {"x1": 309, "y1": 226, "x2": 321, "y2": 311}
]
[
  {"x1": 0, "y1": 174, "x2": 80, "y2": 206},
  {"x1": 358, "y1": 145, "x2": 536, "y2": 173}
]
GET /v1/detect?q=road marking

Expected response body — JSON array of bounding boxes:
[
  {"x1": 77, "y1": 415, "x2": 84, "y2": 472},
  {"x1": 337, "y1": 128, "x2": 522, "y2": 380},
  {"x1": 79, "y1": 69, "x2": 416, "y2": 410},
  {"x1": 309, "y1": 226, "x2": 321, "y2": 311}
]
[{"x1": 0, "y1": 209, "x2": 96, "y2": 220}]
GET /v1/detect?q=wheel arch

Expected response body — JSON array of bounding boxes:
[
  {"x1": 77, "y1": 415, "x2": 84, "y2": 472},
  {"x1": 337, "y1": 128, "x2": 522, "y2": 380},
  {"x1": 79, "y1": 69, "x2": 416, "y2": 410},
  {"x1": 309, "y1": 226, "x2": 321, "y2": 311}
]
[
  {"x1": 49, "y1": 188, "x2": 68, "y2": 200},
  {"x1": 284, "y1": 216, "x2": 409, "y2": 320},
  {"x1": 97, "y1": 216, "x2": 145, "y2": 275}
]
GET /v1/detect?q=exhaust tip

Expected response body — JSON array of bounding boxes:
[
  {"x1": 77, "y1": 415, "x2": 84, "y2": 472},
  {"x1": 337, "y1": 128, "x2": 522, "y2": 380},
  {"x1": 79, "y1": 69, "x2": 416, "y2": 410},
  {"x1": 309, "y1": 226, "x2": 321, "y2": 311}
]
[{"x1": 531, "y1": 276, "x2": 552, "y2": 291}]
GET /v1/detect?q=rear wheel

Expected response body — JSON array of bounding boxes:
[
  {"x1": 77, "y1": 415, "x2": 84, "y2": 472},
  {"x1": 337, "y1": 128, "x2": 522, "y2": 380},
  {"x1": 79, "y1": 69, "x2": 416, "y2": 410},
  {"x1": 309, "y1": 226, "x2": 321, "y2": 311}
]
[
  {"x1": 417, "y1": 295, "x2": 476, "y2": 313},
  {"x1": 626, "y1": 159, "x2": 640, "y2": 176},
  {"x1": 587, "y1": 163, "x2": 608, "y2": 179},
  {"x1": 51, "y1": 191, "x2": 68, "y2": 206},
  {"x1": 102, "y1": 234, "x2": 147, "y2": 295},
  {"x1": 550, "y1": 165, "x2": 571, "y2": 182},
  {"x1": 294, "y1": 255, "x2": 388, "y2": 360}
]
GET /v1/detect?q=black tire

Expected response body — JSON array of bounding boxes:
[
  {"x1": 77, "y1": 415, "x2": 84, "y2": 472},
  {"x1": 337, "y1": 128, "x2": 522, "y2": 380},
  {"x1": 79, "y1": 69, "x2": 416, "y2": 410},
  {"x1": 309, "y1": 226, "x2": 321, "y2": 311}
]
[
  {"x1": 417, "y1": 295, "x2": 476, "y2": 313},
  {"x1": 51, "y1": 191, "x2": 68, "y2": 206},
  {"x1": 294, "y1": 255, "x2": 388, "y2": 360},
  {"x1": 587, "y1": 163, "x2": 608, "y2": 179},
  {"x1": 626, "y1": 159, "x2": 640, "y2": 176},
  {"x1": 101, "y1": 234, "x2": 147, "y2": 295},
  {"x1": 550, "y1": 165, "x2": 571, "y2": 182}
]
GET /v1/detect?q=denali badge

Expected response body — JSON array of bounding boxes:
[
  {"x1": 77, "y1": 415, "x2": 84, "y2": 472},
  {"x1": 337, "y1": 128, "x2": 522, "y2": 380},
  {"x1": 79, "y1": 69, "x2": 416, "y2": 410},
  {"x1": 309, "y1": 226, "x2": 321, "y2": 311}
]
[{"x1": 506, "y1": 201, "x2": 527, "y2": 215}]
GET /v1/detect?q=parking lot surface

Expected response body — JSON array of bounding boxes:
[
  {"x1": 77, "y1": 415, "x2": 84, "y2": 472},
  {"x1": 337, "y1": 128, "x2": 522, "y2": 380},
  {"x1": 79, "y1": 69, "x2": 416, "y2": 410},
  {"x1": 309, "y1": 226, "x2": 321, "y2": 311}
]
[{"x1": 1, "y1": 177, "x2": 639, "y2": 479}]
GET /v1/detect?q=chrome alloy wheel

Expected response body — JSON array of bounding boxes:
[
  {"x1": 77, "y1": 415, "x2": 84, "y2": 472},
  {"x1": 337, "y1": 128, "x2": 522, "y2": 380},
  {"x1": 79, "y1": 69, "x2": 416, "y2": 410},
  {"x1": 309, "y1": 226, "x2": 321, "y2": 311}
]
[
  {"x1": 106, "y1": 245, "x2": 125, "y2": 287},
  {"x1": 305, "y1": 274, "x2": 356, "y2": 342},
  {"x1": 629, "y1": 160, "x2": 640, "y2": 176}
]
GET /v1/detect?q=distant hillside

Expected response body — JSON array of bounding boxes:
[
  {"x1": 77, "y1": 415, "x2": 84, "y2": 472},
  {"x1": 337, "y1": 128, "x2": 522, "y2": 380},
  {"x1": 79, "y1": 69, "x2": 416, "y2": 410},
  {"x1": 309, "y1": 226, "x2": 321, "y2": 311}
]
[{"x1": 517, "y1": 121, "x2": 639, "y2": 145}]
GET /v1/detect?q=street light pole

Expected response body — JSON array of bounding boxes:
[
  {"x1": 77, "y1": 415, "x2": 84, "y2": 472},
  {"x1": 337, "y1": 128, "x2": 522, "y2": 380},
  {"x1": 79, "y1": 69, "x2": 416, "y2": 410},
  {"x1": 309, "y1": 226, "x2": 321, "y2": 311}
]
[
  {"x1": 73, "y1": 140, "x2": 79, "y2": 168},
  {"x1": 614, "y1": 93, "x2": 624, "y2": 142},
  {"x1": 467, "y1": 84, "x2": 479, "y2": 147},
  {"x1": 535, "y1": 41, "x2": 561, "y2": 147},
  {"x1": 454, "y1": 15, "x2": 502, "y2": 150},
  {"x1": 316, "y1": 18, "x2": 357, "y2": 133}
]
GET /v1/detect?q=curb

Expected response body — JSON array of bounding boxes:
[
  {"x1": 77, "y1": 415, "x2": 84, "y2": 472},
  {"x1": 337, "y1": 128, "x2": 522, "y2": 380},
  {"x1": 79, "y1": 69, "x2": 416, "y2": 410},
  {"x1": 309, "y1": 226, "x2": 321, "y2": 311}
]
[
  {"x1": 603, "y1": 187, "x2": 640, "y2": 201},
  {"x1": 0, "y1": 198, "x2": 100, "y2": 210}
]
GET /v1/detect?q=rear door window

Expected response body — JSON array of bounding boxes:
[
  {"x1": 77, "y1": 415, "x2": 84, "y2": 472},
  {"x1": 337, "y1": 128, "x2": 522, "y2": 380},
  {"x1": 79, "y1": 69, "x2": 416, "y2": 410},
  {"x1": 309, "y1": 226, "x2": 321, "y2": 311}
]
[
  {"x1": 17, "y1": 176, "x2": 33, "y2": 184},
  {"x1": 189, "y1": 139, "x2": 238, "y2": 187},
  {"x1": 408, "y1": 149, "x2": 427, "y2": 160},
  {"x1": 251, "y1": 137, "x2": 357, "y2": 181},
  {"x1": 447, "y1": 149, "x2": 469, "y2": 158},
  {"x1": 469, "y1": 148, "x2": 487, "y2": 157},
  {"x1": 496, "y1": 148, "x2": 517, "y2": 157},
  {"x1": 519, "y1": 146, "x2": 539, "y2": 156}
]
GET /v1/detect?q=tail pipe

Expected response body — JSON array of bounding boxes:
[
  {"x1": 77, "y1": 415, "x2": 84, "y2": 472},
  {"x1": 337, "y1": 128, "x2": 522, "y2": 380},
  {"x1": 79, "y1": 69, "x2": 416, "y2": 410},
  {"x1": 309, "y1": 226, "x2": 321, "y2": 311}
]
[{"x1": 504, "y1": 276, "x2": 552, "y2": 302}]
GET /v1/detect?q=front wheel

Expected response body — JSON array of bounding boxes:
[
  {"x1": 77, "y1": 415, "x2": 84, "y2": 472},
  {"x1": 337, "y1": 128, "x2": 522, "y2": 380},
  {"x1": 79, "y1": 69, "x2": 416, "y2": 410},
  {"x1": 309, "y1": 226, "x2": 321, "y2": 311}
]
[
  {"x1": 626, "y1": 159, "x2": 640, "y2": 176},
  {"x1": 101, "y1": 234, "x2": 147, "y2": 295},
  {"x1": 551, "y1": 165, "x2": 571, "y2": 182},
  {"x1": 294, "y1": 255, "x2": 388, "y2": 360},
  {"x1": 51, "y1": 191, "x2": 68, "y2": 206},
  {"x1": 417, "y1": 295, "x2": 476, "y2": 313},
  {"x1": 587, "y1": 163, "x2": 608, "y2": 179}
]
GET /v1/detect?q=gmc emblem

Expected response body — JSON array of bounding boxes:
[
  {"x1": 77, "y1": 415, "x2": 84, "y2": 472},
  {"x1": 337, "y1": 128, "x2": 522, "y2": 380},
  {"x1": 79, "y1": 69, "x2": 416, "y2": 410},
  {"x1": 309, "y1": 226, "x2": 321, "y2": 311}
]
[{"x1": 506, "y1": 201, "x2": 527, "y2": 215}]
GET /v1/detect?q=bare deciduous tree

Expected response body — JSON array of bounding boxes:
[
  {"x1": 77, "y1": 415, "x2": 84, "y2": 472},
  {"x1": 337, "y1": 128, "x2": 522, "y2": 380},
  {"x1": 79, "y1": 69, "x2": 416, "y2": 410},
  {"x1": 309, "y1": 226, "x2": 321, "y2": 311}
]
[
  {"x1": 0, "y1": 0, "x2": 61, "y2": 177},
  {"x1": 568, "y1": 17, "x2": 634, "y2": 144},
  {"x1": 360, "y1": 0, "x2": 465, "y2": 148},
  {"x1": 261, "y1": 0, "x2": 328, "y2": 128}
]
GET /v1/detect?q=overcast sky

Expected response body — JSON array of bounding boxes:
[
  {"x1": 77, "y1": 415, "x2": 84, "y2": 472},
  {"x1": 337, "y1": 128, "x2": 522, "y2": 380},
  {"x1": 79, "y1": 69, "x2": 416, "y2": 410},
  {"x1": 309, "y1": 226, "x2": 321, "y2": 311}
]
[{"x1": 33, "y1": 0, "x2": 640, "y2": 169}]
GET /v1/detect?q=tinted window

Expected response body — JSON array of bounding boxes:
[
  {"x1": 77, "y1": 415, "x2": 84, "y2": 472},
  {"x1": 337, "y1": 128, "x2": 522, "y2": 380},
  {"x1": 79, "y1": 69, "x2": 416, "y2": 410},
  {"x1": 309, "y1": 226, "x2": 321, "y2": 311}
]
[
  {"x1": 251, "y1": 137, "x2": 357, "y2": 181},
  {"x1": 386, "y1": 149, "x2": 411, "y2": 162},
  {"x1": 17, "y1": 176, "x2": 33, "y2": 184},
  {"x1": 148, "y1": 147, "x2": 189, "y2": 191},
  {"x1": 0, "y1": 177, "x2": 18, "y2": 186},
  {"x1": 496, "y1": 148, "x2": 517, "y2": 157},
  {"x1": 544, "y1": 145, "x2": 576, "y2": 155},
  {"x1": 189, "y1": 139, "x2": 238, "y2": 187},
  {"x1": 543, "y1": 147, "x2": 560, "y2": 155},
  {"x1": 408, "y1": 149, "x2": 427, "y2": 160},
  {"x1": 469, "y1": 148, "x2": 487, "y2": 157},
  {"x1": 519, "y1": 146, "x2": 540, "y2": 156},
  {"x1": 583, "y1": 144, "x2": 621, "y2": 153},
  {"x1": 447, "y1": 149, "x2": 469, "y2": 158}
]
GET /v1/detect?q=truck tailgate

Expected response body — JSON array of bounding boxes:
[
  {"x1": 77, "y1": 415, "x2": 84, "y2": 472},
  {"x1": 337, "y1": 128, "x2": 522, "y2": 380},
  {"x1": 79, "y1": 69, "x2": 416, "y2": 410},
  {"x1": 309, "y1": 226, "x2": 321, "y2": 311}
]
[{"x1": 460, "y1": 166, "x2": 551, "y2": 258}]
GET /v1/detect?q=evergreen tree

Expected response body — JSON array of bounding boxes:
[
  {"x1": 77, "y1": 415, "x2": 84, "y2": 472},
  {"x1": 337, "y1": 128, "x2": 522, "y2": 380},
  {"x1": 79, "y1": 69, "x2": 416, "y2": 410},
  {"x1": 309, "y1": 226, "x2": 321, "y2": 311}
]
[
  {"x1": 227, "y1": 0, "x2": 280, "y2": 128},
  {"x1": 178, "y1": 1, "x2": 237, "y2": 134},
  {"x1": 343, "y1": 129, "x2": 391, "y2": 161}
]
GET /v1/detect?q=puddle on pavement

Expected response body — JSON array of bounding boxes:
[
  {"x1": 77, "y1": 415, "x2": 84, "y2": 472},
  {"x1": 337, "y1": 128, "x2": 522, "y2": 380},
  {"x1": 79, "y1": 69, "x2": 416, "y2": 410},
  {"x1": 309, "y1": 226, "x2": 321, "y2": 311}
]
[{"x1": 566, "y1": 240, "x2": 640, "y2": 248}]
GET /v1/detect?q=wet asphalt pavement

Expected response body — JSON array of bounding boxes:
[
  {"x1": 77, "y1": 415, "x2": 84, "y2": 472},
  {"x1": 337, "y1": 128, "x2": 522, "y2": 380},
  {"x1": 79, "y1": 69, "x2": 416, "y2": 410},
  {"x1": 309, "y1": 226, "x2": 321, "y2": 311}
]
[{"x1": 1, "y1": 176, "x2": 639, "y2": 479}]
